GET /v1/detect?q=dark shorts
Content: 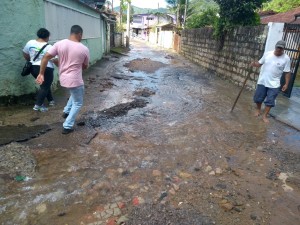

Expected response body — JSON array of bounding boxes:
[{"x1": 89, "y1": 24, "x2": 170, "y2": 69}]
[{"x1": 253, "y1": 84, "x2": 280, "y2": 107}]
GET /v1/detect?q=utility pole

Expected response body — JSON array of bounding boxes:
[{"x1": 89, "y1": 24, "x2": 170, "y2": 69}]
[
  {"x1": 126, "y1": 1, "x2": 131, "y2": 46},
  {"x1": 183, "y1": 0, "x2": 188, "y2": 28},
  {"x1": 112, "y1": 0, "x2": 114, "y2": 12},
  {"x1": 120, "y1": 0, "x2": 123, "y2": 27}
]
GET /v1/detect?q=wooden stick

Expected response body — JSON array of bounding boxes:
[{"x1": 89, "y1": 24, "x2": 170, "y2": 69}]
[{"x1": 231, "y1": 71, "x2": 251, "y2": 112}]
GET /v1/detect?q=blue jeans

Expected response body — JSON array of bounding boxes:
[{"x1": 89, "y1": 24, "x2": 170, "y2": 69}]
[
  {"x1": 253, "y1": 84, "x2": 280, "y2": 107},
  {"x1": 63, "y1": 85, "x2": 84, "y2": 129}
]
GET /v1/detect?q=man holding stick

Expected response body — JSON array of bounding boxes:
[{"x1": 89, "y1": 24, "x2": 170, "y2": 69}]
[{"x1": 252, "y1": 40, "x2": 291, "y2": 123}]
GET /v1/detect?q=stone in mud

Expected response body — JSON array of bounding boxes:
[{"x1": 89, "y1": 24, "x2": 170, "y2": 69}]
[
  {"x1": 93, "y1": 181, "x2": 111, "y2": 192},
  {"x1": 117, "y1": 215, "x2": 129, "y2": 225},
  {"x1": 132, "y1": 196, "x2": 145, "y2": 206},
  {"x1": 250, "y1": 213, "x2": 257, "y2": 220},
  {"x1": 209, "y1": 171, "x2": 215, "y2": 176},
  {"x1": 215, "y1": 168, "x2": 223, "y2": 175},
  {"x1": 82, "y1": 179, "x2": 92, "y2": 188},
  {"x1": 113, "y1": 207, "x2": 121, "y2": 216},
  {"x1": 215, "y1": 183, "x2": 227, "y2": 190},
  {"x1": 233, "y1": 206, "x2": 243, "y2": 212},
  {"x1": 169, "y1": 188, "x2": 176, "y2": 195},
  {"x1": 205, "y1": 166, "x2": 212, "y2": 172},
  {"x1": 117, "y1": 202, "x2": 126, "y2": 209},
  {"x1": 133, "y1": 88, "x2": 155, "y2": 97},
  {"x1": 179, "y1": 172, "x2": 192, "y2": 179},
  {"x1": 152, "y1": 170, "x2": 162, "y2": 176},
  {"x1": 57, "y1": 212, "x2": 66, "y2": 217},
  {"x1": 257, "y1": 146, "x2": 264, "y2": 151},
  {"x1": 220, "y1": 202, "x2": 233, "y2": 211},
  {"x1": 286, "y1": 176, "x2": 300, "y2": 188},
  {"x1": 158, "y1": 191, "x2": 168, "y2": 201},
  {"x1": 193, "y1": 161, "x2": 202, "y2": 171},
  {"x1": 106, "y1": 169, "x2": 118, "y2": 179},
  {"x1": 172, "y1": 183, "x2": 180, "y2": 191},
  {"x1": 231, "y1": 168, "x2": 244, "y2": 177},
  {"x1": 36, "y1": 203, "x2": 47, "y2": 214}
]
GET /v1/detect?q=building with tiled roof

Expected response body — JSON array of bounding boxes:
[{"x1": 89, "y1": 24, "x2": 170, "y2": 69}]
[{"x1": 260, "y1": 7, "x2": 300, "y2": 24}]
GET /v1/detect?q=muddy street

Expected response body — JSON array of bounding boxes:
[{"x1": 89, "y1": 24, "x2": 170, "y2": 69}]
[{"x1": 1, "y1": 40, "x2": 300, "y2": 225}]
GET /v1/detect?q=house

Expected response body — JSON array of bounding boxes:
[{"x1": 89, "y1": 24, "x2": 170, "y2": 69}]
[
  {"x1": 260, "y1": 7, "x2": 300, "y2": 24},
  {"x1": 131, "y1": 13, "x2": 175, "y2": 40},
  {"x1": 0, "y1": 0, "x2": 110, "y2": 104},
  {"x1": 80, "y1": 0, "x2": 107, "y2": 9}
]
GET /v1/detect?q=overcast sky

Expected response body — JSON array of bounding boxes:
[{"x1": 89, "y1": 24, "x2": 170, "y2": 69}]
[{"x1": 112, "y1": 0, "x2": 168, "y2": 9}]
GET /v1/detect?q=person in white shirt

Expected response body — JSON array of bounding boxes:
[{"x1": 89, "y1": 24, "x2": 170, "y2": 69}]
[
  {"x1": 252, "y1": 40, "x2": 291, "y2": 123},
  {"x1": 23, "y1": 28, "x2": 58, "y2": 112}
]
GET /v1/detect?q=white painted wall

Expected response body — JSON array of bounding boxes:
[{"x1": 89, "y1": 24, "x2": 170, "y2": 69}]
[
  {"x1": 264, "y1": 22, "x2": 284, "y2": 53},
  {"x1": 158, "y1": 31, "x2": 173, "y2": 49},
  {"x1": 44, "y1": 0, "x2": 101, "y2": 41}
]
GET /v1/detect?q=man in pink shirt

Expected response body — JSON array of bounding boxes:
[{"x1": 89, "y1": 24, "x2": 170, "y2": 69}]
[{"x1": 37, "y1": 25, "x2": 90, "y2": 134}]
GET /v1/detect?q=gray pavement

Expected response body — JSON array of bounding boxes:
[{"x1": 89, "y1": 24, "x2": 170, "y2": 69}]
[{"x1": 271, "y1": 94, "x2": 300, "y2": 131}]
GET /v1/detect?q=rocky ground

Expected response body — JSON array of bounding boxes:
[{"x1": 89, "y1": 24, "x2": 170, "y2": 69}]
[{"x1": 0, "y1": 40, "x2": 299, "y2": 225}]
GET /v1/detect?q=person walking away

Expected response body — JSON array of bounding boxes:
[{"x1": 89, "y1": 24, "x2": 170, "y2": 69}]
[
  {"x1": 36, "y1": 25, "x2": 90, "y2": 134},
  {"x1": 23, "y1": 28, "x2": 58, "y2": 112},
  {"x1": 252, "y1": 40, "x2": 291, "y2": 123}
]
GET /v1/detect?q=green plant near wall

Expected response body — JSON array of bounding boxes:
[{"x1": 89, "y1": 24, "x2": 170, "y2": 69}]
[
  {"x1": 213, "y1": 0, "x2": 267, "y2": 49},
  {"x1": 263, "y1": 0, "x2": 300, "y2": 13},
  {"x1": 186, "y1": 7, "x2": 218, "y2": 29}
]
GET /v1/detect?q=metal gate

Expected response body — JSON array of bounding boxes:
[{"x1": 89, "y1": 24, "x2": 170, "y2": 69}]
[{"x1": 281, "y1": 23, "x2": 300, "y2": 98}]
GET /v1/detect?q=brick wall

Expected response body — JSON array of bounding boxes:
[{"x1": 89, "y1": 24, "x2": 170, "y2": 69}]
[{"x1": 181, "y1": 26, "x2": 268, "y2": 89}]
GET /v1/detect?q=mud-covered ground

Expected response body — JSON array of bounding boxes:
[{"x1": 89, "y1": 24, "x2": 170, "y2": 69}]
[{"x1": 0, "y1": 40, "x2": 300, "y2": 225}]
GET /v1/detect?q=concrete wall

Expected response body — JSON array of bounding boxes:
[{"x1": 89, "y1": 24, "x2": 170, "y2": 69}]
[
  {"x1": 149, "y1": 29, "x2": 173, "y2": 49},
  {"x1": 264, "y1": 22, "x2": 284, "y2": 53},
  {"x1": 0, "y1": 0, "x2": 106, "y2": 103},
  {"x1": 0, "y1": 0, "x2": 45, "y2": 99},
  {"x1": 181, "y1": 26, "x2": 269, "y2": 89},
  {"x1": 44, "y1": 0, "x2": 105, "y2": 64},
  {"x1": 157, "y1": 31, "x2": 173, "y2": 49}
]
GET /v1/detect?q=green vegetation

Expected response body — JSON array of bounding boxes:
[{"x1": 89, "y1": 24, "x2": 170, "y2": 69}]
[
  {"x1": 185, "y1": 0, "x2": 218, "y2": 29},
  {"x1": 186, "y1": 7, "x2": 218, "y2": 28},
  {"x1": 263, "y1": 0, "x2": 300, "y2": 13}
]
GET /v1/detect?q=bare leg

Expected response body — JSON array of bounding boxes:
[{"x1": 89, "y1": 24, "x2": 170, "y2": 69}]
[
  {"x1": 262, "y1": 106, "x2": 271, "y2": 123},
  {"x1": 254, "y1": 103, "x2": 262, "y2": 117}
]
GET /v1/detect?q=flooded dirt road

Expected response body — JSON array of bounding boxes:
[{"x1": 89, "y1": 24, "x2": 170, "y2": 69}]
[{"x1": 1, "y1": 40, "x2": 300, "y2": 225}]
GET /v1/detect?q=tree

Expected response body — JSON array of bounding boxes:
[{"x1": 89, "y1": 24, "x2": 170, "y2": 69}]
[
  {"x1": 185, "y1": 0, "x2": 218, "y2": 28},
  {"x1": 213, "y1": 0, "x2": 267, "y2": 49},
  {"x1": 186, "y1": 7, "x2": 218, "y2": 28},
  {"x1": 165, "y1": 0, "x2": 187, "y2": 27},
  {"x1": 263, "y1": 0, "x2": 300, "y2": 13},
  {"x1": 215, "y1": 0, "x2": 266, "y2": 27}
]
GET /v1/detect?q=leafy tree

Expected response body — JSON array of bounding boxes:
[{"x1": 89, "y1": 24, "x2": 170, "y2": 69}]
[
  {"x1": 215, "y1": 0, "x2": 266, "y2": 26},
  {"x1": 185, "y1": 0, "x2": 218, "y2": 28},
  {"x1": 186, "y1": 7, "x2": 218, "y2": 28},
  {"x1": 165, "y1": 0, "x2": 187, "y2": 27},
  {"x1": 212, "y1": 0, "x2": 267, "y2": 49},
  {"x1": 263, "y1": 0, "x2": 300, "y2": 13}
]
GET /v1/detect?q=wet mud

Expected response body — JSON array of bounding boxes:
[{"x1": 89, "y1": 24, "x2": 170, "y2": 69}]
[
  {"x1": 124, "y1": 58, "x2": 166, "y2": 73},
  {"x1": 0, "y1": 41, "x2": 300, "y2": 225},
  {"x1": 0, "y1": 143, "x2": 36, "y2": 178},
  {"x1": 0, "y1": 124, "x2": 51, "y2": 146},
  {"x1": 86, "y1": 98, "x2": 148, "y2": 128},
  {"x1": 126, "y1": 203, "x2": 214, "y2": 225}
]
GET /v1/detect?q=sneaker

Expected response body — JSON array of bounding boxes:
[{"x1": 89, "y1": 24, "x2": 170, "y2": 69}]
[
  {"x1": 62, "y1": 112, "x2": 69, "y2": 118},
  {"x1": 62, "y1": 128, "x2": 74, "y2": 134},
  {"x1": 49, "y1": 101, "x2": 55, "y2": 106},
  {"x1": 33, "y1": 105, "x2": 48, "y2": 112}
]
